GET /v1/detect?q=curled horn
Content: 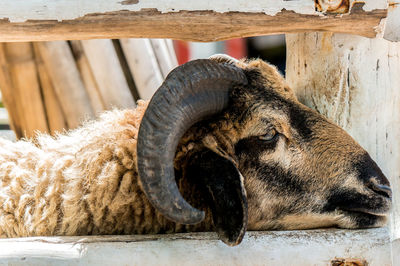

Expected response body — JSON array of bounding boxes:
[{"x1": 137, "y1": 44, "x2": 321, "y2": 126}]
[{"x1": 137, "y1": 59, "x2": 248, "y2": 224}]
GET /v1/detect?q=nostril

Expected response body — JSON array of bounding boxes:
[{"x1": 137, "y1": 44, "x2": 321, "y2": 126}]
[{"x1": 368, "y1": 182, "x2": 392, "y2": 199}]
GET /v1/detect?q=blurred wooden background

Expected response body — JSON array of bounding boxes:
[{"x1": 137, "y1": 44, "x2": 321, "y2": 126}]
[{"x1": 0, "y1": 39, "x2": 178, "y2": 139}]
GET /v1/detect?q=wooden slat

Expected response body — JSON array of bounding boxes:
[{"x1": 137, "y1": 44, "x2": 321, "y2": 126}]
[
  {"x1": 0, "y1": 1, "x2": 389, "y2": 42},
  {"x1": 0, "y1": 43, "x2": 48, "y2": 138},
  {"x1": 120, "y1": 39, "x2": 164, "y2": 100},
  {"x1": 149, "y1": 39, "x2": 178, "y2": 77},
  {"x1": 36, "y1": 41, "x2": 94, "y2": 129},
  {"x1": 33, "y1": 44, "x2": 68, "y2": 134},
  {"x1": 69, "y1": 40, "x2": 105, "y2": 114},
  {"x1": 0, "y1": 45, "x2": 23, "y2": 137},
  {"x1": 81, "y1": 39, "x2": 135, "y2": 109}
]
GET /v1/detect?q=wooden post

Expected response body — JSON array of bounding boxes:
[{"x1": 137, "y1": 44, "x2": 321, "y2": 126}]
[{"x1": 286, "y1": 32, "x2": 400, "y2": 262}]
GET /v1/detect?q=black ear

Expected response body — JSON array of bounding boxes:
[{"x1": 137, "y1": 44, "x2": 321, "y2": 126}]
[{"x1": 185, "y1": 149, "x2": 248, "y2": 246}]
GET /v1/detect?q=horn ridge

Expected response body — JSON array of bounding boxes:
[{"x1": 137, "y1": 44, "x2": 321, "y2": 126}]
[{"x1": 137, "y1": 59, "x2": 247, "y2": 224}]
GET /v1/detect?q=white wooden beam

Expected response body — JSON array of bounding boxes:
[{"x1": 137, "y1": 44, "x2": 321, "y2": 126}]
[
  {"x1": 0, "y1": 0, "x2": 391, "y2": 42},
  {"x1": 0, "y1": 229, "x2": 392, "y2": 265}
]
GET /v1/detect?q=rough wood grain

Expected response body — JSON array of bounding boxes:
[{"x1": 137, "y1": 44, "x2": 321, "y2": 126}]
[
  {"x1": 0, "y1": 43, "x2": 49, "y2": 138},
  {"x1": 81, "y1": 39, "x2": 135, "y2": 109},
  {"x1": 286, "y1": 32, "x2": 400, "y2": 245},
  {"x1": 33, "y1": 44, "x2": 68, "y2": 134},
  {"x1": 0, "y1": 45, "x2": 23, "y2": 137},
  {"x1": 36, "y1": 41, "x2": 95, "y2": 129},
  {"x1": 120, "y1": 39, "x2": 164, "y2": 100},
  {"x1": 70, "y1": 41, "x2": 105, "y2": 114},
  {"x1": 150, "y1": 39, "x2": 178, "y2": 78},
  {"x1": 0, "y1": 8, "x2": 387, "y2": 42}
]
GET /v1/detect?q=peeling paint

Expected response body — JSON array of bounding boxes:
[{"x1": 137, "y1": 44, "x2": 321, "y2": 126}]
[{"x1": 120, "y1": 0, "x2": 139, "y2": 4}]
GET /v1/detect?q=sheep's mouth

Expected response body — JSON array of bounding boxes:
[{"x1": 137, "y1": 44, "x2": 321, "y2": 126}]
[
  {"x1": 325, "y1": 188, "x2": 391, "y2": 219},
  {"x1": 341, "y1": 207, "x2": 389, "y2": 217},
  {"x1": 339, "y1": 195, "x2": 392, "y2": 217},
  {"x1": 340, "y1": 207, "x2": 390, "y2": 228}
]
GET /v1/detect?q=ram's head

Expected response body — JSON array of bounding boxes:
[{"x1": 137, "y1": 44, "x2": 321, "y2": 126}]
[{"x1": 137, "y1": 55, "x2": 392, "y2": 246}]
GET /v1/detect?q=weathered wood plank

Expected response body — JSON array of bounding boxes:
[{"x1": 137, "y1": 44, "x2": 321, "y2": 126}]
[
  {"x1": 0, "y1": 229, "x2": 391, "y2": 266},
  {"x1": 36, "y1": 41, "x2": 95, "y2": 129},
  {"x1": 120, "y1": 39, "x2": 163, "y2": 100},
  {"x1": 0, "y1": 43, "x2": 49, "y2": 138},
  {"x1": 0, "y1": 45, "x2": 24, "y2": 137},
  {"x1": 33, "y1": 44, "x2": 68, "y2": 134},
  {"x1": 70, "y1": 41, "x2": 105, "y2": 114},
  {"x1": 286, "y1": 32, "x2": 400, "y2": 245},
  {"x1": 0, "y1": 2, "x2": 388, "y2": 42},
  {"x1": 150, "y1": 39, "x2": 178, "y2": 78},
  {"x1": 81, "y1": 39, "x2": 136, "y2": 109}
]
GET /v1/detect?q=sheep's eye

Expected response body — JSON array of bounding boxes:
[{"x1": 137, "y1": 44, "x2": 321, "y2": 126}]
[{"x1": 259, "y1": 128, "x2": 278, "y2": 142}]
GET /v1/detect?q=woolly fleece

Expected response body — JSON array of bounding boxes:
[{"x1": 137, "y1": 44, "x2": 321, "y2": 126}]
[{"x1": 0, "y1": 100, "x2": 207, "y2": 237}]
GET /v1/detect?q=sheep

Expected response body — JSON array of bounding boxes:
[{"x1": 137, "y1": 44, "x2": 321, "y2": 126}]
[{"x1": 0, "y1": 55, "x2": 392, "y2": 246}]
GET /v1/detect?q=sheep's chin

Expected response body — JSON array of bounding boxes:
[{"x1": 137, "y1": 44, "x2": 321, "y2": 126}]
[{"x1": 336, "y1": 210, "x2": 389, "y2": 229}]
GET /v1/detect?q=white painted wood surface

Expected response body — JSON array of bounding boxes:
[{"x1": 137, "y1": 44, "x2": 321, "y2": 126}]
[
  {"x1": 0, "y1": 229, "x2": 391, "y2": 266},
  {"x1": 120, "y1": 39, "x2": 177, "y2": 100},
  {"x1": 286, "y1": 32, "x2": 400, "y2": 264}
]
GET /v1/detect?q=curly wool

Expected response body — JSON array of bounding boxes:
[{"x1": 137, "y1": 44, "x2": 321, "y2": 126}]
[{"x1": 0, "y1": 100, "x2": 209, "y2": 237}]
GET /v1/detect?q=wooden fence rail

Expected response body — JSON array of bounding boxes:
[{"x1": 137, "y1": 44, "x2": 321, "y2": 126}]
[{"x1": 0, "y1": 0, "x2": 398, "y2": 42}]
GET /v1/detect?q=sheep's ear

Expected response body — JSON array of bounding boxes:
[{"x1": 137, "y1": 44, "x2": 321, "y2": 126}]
[{"x1": 186, "y1": 149, "x2": 248, "y2": 246}]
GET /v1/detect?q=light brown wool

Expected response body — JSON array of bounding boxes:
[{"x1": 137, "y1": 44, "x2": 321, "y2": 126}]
[{"x1": 0, "y1": 101, "x2": 211, "y2": 237}]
